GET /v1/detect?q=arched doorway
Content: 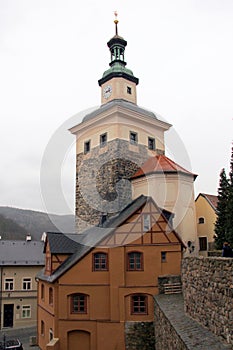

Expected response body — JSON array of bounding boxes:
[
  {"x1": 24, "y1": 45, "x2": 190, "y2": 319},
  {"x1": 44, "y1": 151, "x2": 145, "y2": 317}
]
[{"x1": 68, "y1": 330, "x2": 90, "y2": 350}]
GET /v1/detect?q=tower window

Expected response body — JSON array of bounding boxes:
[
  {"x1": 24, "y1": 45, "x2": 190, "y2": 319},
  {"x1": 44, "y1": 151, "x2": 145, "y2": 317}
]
[
  {"x1": 84, "y1": 140, "x2": 91, "y2": 154},
  {"x1": 130, "y1": 131, "x2": 138, "y2": 145},
  {"x1": 127, "y1": 86, "x2": 132, "y2": 94},
  {"x1": 100, "y1": 133, "x2": 107, "y2": 147},
  {"x1": 148, "y1": 137, "x2": 155, "y2": 150}
]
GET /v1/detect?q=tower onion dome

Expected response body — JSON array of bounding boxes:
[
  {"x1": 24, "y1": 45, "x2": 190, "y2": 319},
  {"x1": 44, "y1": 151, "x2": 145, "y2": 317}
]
[{"x1": 98, "y1": 13, "x2": 139, "y2": 86}]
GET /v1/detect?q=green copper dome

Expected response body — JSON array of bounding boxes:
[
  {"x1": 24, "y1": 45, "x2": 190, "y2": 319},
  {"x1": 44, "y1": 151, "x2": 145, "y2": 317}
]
[{"x1": 98, "y1": 25, "x2": 139, "y2": 86}]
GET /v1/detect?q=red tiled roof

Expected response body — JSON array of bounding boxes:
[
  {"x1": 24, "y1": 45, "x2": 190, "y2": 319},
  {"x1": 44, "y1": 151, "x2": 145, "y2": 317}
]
[{"x1": 132, "y1": 154, "x2": 197, "y2": 179}]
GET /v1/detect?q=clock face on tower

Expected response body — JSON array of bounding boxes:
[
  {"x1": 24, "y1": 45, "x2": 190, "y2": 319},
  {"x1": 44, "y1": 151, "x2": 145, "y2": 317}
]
[{"x1": 103, "y1": 85, "x2": 112, "y2": 99}]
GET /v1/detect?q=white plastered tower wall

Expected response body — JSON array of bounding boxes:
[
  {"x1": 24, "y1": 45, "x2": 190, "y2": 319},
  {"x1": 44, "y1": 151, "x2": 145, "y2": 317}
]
[{"x1": 132, "y1": 171, "x2": 198, "y2": 256}]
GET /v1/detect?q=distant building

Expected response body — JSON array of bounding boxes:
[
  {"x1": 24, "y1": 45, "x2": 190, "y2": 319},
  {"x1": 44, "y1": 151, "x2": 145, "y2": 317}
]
[
  {"x1": 195, "y1": 193, "x2": 218, "y2": 256},
  {"x1": 0, "y1": 240, "x2": 44, "y2": 329}
]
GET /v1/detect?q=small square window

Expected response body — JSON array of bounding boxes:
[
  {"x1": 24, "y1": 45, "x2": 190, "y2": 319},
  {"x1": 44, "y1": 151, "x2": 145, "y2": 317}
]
[
  {"x1": 84, "y1": 140, "x2": 91, "y2": 154},
  {"x1": 148, "y1": 137, "x2": 155, "y2": 150},
  {"x1": 127, "y1": 86, "x2": 132, "y2": 94},
  {"x1": 100, "y1": 133, "x2": 107, "y2": 147},
  {"x1": 130, "y1": 131, "x2": 138, "y2": 145},
  {"x1": 131, "y1": 295, "x2": 148, "y2": 314},
  {"x1": 93, "y1": 253, "x2": 108, "y2": 271},
  {"x1": 71, "y1": 294, "x2": 87, "y2": 314},
  {"x1": 161, "y1": 252, "x2": 167, "y2": 263},
  {"x1": 128, "y1": 252, "x2": 143, "y2": 271}
]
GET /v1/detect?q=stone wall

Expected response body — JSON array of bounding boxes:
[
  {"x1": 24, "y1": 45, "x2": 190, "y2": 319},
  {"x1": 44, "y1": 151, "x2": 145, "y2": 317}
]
[
  {"x1": 182, "y1": 257, "x2": 233, "y2": 346},
  {"x1": 76, "y1": 139, "x2": 149, "y2": 232},
  {"x1": 125, "y1": 322, "x2": 155, "y2": 350},
  {"x1": 154, "y1": 300, "x2": 187, "y2": 350}
]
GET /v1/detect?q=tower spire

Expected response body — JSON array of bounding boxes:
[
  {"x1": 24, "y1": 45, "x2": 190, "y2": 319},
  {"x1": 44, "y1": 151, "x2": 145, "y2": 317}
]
[
  {"x1": 98, "y1": 14, "x2": 139, "y2": 87},
  {"x1": 114, "y1": 11, "x2": 118, "y2": 36}
]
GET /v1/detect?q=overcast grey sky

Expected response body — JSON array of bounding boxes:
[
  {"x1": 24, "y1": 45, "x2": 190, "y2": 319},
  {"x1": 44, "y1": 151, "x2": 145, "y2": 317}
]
[{"x1": 0, "y1": 0, "x2": 232, "y2": 214}]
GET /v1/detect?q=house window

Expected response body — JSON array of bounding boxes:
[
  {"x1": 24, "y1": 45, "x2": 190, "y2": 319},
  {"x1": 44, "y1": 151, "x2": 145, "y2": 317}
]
[
  {"x1": 127, "y1": 86, "x2": 132, "y2": 94},
  {"x1": 198, "y1": 217, "x2": 205, "y2": 224},
  {"x1": 49, "y1": 287, "x2": 53, "y2": 305},
  {"x1": 143, "y1": 214, "x2": 150, "y2": 232},
  {"x1": 4, "y1": 278, "x2": 14, "y2": 291},
  {"x1": 100, "y1": 133, "x2": 107, "y2": 147},
  {"x1": 41, "y1": 320, "x2": 45, "y2": 336},
  {"x1": 131, "y1": 295, "x2": 148, "y2": 314},
  {"x1": 49, "y1": 328, "x2": 53, "y2": 341},
  {"x1": 71, "y1": 294, "x2": 87, "y2": 314},
  {"x1": 22, "y1": 278, "x2": 31, "y2": 290},
  {"x1": 93, "y1": 252, "x2": 108, "y2": 271},
  {"x1": 161, "y1": 251, "x2": 167, "y2": 262},
  {"x1": 22, "y1": 305, "x2": 31, "y2": 318},
  {"x1": 130, "y1": 131, "x2": 138, "y2": 145},
  {"x1": 127, "y1": 252, "x2": 143, "y2": 271},
  {"x1": 84, "y1": 140, "x2": 91, "y2": 154},
  {"x1": 41, "y1": 284, "x2": 44, "y2": 300},
  {"x1": 148, "y1": 137, "x2": 155, "y2": 150},
  {"x1": 199, "y1": 237, "x2": 207, "y2": 251}
]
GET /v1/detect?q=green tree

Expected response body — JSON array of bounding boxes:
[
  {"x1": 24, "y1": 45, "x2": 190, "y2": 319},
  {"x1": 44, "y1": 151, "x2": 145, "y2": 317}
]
[
  {"x1": 226, "y1": 147, "x2": 233, "y2": 244},
  {"x1": 214, "y1": 168, "x2": 229, "y2": 249}
]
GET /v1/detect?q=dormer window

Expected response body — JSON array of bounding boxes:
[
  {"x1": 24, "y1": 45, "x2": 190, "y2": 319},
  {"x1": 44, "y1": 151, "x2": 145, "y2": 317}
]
[
  {"x1": 148, "y1": 137, "x2": 155, "y2": 151},
  {"x1": 130, "y1": 131, "x2": 138, "y2": 145},
  {"x1": 84, "y1": 140, "x2": 91, "y2": 154},
  {"x1": 127, "y1": 86, "x2": 132, "y2": 94},
  {"x1": 100, "y1": 133, "x2": 107, "y2": 147}
]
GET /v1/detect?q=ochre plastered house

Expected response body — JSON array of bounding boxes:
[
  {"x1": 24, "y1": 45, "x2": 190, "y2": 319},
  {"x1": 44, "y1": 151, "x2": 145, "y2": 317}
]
[
  {"x1": 37, "y1": 196, "x2": 184, "y2": 349},
  {"x1": 195, "y1": 193, "x2": 218, "y2": 256}
]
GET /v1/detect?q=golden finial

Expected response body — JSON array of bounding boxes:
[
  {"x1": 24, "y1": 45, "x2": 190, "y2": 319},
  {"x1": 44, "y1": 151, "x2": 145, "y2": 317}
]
[{"x1": 114, "y1": 11, "x2": 118, "y2": 35}]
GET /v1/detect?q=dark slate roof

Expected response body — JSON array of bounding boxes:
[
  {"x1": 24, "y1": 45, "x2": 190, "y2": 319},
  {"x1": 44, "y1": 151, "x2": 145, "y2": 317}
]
[
  {"x1": 82, "y1": 99, "x2": 158, "y2": 123},
  {"x1": 45, "y1": 232, "x2": 82, "y2": 254},
  {"x1": 0, "y1": 240, "x2": 44, "y2": 266},
  {"x1": 38, "y1": 195, "x2": 149, "y2": 282},
  {"x1": 37, "y1": 195, "x2": 184, "y2": 283}
]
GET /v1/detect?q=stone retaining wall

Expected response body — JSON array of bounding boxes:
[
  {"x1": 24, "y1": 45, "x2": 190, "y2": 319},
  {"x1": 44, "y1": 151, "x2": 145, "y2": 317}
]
[
  {"x1": 182, "y1": 257, "x2": 233, "y2": 346},
  {"x1": 125, "y1": 322, "x2": 155, "y2": 350}
]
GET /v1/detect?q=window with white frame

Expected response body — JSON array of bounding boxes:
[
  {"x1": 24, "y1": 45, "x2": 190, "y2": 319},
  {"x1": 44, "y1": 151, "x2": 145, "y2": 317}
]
[
  {"x1": 143, "y1": 214, "x2": 151, "y2": 232},
  {"x1": 22, "y1": 305, "x2": 31, "y2": 318},
  {"x1": 22, "y1": 278, "x2": 32, "y2": 290},
  {"x1": 4, "y1": 278, "x2": 14, "y2": 291}
]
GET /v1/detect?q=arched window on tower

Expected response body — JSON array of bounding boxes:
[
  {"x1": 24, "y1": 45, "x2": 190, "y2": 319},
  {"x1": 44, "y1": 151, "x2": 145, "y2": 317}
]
[{"x1": 198, "y1": 217, "x2": 205, "y2": 224}]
